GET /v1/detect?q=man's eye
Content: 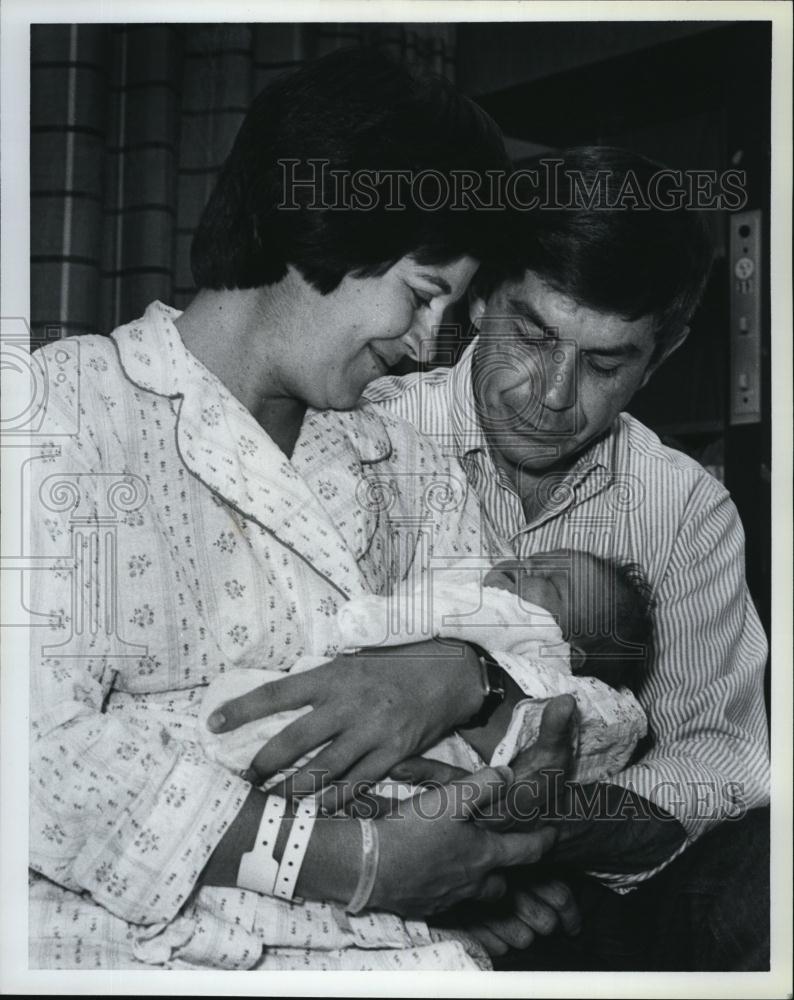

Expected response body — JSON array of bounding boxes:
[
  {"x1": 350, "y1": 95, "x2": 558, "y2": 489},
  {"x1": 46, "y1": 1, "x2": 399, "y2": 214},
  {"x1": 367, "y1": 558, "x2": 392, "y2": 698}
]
[
  {"x1": 586, "y1": 356, "x2": 621, "y2": 377},
  {"x1": 411, "y1": 289, "x2": 432, "y2": 309}
]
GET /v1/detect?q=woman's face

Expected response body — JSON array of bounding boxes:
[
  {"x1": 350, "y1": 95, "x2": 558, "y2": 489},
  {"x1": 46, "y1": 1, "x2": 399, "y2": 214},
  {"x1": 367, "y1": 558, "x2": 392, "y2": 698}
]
[{"x1": 272, "y1": 254, "x2": 480, "y2": 410}]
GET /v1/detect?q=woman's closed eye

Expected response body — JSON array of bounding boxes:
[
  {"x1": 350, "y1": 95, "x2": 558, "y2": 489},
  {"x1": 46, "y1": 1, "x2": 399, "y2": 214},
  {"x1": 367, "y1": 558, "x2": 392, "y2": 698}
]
[
  {"x1": 512, "y1": 318, "x2": 547, "y2": 342},
  {"x1": 410, "y1": 288, "x2": 434, "y2": 310}
]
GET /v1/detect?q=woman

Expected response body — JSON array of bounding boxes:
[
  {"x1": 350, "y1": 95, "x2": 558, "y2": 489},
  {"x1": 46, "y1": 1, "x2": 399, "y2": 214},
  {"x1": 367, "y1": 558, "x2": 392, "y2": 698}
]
[{"x1": 29, "y1": 48, "x2": 561, "y2": 971}]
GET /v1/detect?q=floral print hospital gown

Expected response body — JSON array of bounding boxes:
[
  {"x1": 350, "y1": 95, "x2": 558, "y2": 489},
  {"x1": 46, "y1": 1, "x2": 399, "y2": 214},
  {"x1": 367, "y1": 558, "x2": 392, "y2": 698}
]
[{"x1": 28, "y1": 301, "x2": 516, "y2": 970}]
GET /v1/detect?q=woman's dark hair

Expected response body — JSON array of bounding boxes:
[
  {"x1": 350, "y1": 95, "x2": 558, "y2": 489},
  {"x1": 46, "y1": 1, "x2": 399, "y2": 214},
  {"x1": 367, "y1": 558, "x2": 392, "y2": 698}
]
[
  {"x1": 191, "y1": 48, "x2": 511, "y2": 293},
  {"x1": 476, "y1": 146, "x2": 715, "y2": 361}
]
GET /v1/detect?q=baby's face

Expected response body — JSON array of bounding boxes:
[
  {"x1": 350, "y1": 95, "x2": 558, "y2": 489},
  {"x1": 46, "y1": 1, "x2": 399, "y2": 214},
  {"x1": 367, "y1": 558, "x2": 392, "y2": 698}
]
[
  {"x1": 514, "y1": 564, "x2": 570, "y2": 632},
  {"x1": 484, "y1": 555, "x2": 571, "y2": 628},
  {"x1": 487, "y1": 552, "x2": 631, "y2": 674},
  {"x1": 515, "y1": 552, "x2": 572, "y2": 635},
  {"x1": 508, "y1": 551, "x2": 617, "y2": 644}
]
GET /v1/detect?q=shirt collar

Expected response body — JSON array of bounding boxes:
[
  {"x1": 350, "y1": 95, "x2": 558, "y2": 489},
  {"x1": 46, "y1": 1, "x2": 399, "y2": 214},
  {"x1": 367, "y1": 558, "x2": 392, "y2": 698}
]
[
  {"x1": 112, "y1": 300, "x2": 188, "y2": 398},
  {"x1": 567, "y1": 428, "x2": 615, "y2": 481},
  {"x1": 447, "y1": 338, "x2": 491, "y2": 457}
]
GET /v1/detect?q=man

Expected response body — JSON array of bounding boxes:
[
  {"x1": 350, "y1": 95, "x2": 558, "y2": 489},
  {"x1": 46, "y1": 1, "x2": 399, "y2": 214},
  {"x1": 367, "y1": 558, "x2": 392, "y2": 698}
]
[{"x1": 364, "y1": 147, "x2": 770, "y2": 969}]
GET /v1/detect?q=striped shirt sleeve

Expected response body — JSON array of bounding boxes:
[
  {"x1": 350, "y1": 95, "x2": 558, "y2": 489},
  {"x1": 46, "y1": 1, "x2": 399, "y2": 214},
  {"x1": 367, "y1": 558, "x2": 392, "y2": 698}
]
[{"x1": 596, "y1": 473, "x2": 769, "y2": 888}]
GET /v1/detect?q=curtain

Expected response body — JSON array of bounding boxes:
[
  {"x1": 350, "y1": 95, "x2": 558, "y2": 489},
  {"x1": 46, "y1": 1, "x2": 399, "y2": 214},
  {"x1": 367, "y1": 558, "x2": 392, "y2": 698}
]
[{"x1": 30, "y1": 22, "x2": 457, "y2": 343}]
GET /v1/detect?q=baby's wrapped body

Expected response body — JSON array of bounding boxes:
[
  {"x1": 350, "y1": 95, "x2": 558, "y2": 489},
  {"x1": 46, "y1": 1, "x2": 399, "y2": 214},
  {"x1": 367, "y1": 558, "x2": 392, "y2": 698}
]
[{"x1": 200, "y1": 569, "x2": 648, "y2": 789}]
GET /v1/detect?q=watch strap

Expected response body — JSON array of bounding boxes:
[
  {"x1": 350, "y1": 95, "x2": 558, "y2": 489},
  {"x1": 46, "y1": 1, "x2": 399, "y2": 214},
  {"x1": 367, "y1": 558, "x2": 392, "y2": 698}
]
[{"x1": 460, "y1": 643, "x2": 506, "y2": 729}]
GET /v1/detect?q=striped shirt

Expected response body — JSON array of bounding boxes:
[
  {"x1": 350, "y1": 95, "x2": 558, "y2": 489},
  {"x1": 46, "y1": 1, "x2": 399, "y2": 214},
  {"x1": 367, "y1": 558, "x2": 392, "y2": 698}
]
[{"x1": 365, "y1": 339, "x2": 770, "y2": 886}]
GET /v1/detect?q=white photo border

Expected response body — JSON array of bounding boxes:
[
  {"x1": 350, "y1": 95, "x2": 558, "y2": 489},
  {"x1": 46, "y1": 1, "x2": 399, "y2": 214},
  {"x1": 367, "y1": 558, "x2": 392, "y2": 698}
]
[{"x1": 2, "y1": 1, "x2": 791, "y2": 996}]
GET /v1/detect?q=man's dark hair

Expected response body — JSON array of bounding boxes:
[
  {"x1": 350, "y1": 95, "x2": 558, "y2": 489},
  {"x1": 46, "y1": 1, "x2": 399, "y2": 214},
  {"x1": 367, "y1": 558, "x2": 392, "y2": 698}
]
[
  {"x1": 477, "y1": 146, "x2": 715, "y2": 362},
  {"x1": 191, "y1": 47, "x2": 511, "y2": 294}
]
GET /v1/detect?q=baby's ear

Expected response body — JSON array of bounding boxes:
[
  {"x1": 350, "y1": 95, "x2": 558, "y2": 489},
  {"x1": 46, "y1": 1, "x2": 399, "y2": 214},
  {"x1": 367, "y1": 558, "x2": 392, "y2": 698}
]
[
  {"x1": 569, "y1": 644, "x2": 587, "y2": 673},
  {"x1": 484, "y1": 560, "x2": 519, "y2": 590}
]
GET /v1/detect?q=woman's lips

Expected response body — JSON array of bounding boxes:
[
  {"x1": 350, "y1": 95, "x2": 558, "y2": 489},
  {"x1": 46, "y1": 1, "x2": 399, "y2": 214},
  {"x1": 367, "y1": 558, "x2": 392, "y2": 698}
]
[
  {"x1": 369, "y1": 345, "x2": 404, "y2": 373},
  {"x1": 368, "y1": 346, "x2": 389, "y2": 374}
]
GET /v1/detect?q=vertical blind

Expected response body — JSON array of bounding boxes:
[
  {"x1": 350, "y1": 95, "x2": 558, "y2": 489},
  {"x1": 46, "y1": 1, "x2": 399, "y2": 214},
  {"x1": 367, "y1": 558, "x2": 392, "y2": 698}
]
[{"x1": 30, "y1": 22, "x2": 457, "y2": 343}]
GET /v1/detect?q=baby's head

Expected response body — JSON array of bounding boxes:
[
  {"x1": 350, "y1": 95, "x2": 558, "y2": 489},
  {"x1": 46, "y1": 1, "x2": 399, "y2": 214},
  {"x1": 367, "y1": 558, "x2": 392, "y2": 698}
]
[{"x1": 486, "y1": 550, "x2": 654, "y2": 690}]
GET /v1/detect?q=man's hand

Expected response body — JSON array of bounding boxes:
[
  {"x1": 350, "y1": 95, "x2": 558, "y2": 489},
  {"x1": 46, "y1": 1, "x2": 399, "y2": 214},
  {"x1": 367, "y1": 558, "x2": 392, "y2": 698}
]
[
  {"x1": 206, "y1": 638, "x2": 484, "y2": 805},
  {"x1": 392, "y1": 694, "x2": 579, "y2": 829},
  {"x1": 459, "y1": 880, "x2": 582, "y2": 956},
  {"x1": 503, "y1": 694, "x2": 578, "y2": 828},
  {"x1": 370, "y1": 766, "x2": 559, "y2": 919}
]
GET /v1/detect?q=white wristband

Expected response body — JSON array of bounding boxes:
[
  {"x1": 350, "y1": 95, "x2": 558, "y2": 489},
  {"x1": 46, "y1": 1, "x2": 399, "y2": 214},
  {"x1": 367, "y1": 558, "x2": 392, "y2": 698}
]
[
  {"x1": 237, "y1": 793, "x2": 287, "y2": 895},
  {"x1": 345, "y1": 818, "x2": 380, "y2": 915},
  {"x1": 273, "y1": 796, "x2": 318, "y2": 901}
]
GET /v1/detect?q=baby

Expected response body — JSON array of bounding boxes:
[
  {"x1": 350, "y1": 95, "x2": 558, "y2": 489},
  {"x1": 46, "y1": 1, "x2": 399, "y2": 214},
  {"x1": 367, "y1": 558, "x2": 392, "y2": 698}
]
[
  {"x1": 483, "y1": 547, "x2": 654, "y2": 692},
  {"x1": 199, "y1": 548, "x2": 652, "y2": 790}
]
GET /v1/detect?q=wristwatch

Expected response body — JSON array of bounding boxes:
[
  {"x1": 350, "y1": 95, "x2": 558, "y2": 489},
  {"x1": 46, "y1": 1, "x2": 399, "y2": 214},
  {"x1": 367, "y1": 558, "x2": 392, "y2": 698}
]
[{"x1": 460, "y1": 643, "x2": 507, "y2": 729}]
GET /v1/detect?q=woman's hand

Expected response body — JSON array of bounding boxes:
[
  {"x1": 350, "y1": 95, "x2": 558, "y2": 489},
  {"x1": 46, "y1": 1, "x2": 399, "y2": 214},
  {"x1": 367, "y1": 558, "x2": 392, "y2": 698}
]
[
  {"x1": 206, "y1": 638, "x2": 484, "y2": 805},
  {"x1": 369, "y1": 765, "x2": 558, "y2": 919}
]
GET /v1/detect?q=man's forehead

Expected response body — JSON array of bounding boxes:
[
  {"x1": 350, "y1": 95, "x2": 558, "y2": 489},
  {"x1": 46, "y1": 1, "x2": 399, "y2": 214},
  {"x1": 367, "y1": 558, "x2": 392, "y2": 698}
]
[
  {"x1": 486, "y1": 270, "x2": 656, "y2": 351},
  {"x1": 488, "y1": 269, "x2": 563, "y2": 302},
  {"x1": 487, "y1": 270, "x2": 599, "y2": 317}
]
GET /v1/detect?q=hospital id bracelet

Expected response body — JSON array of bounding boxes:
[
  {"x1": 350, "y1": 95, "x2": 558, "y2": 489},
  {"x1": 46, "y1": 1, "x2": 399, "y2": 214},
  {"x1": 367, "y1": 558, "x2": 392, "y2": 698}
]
[
  {"x1": 345, "y1": 817, "x2": 380, "y2": 914},
  {"x1": 460, "y1": 643, "x2": 506, "y2": 730},
  {"x1": 273, "y1": 796, "x2": 318, "y2": 901},
  {"x1": 237, "y1": 793, "x2": 288, "y2": 895}
]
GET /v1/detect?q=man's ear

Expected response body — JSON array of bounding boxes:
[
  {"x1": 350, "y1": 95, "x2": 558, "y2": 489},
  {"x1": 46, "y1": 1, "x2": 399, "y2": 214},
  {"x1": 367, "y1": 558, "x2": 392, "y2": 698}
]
[
  {"x1": 469, "y1": 290, "x2": 487, "y2": 330},
  {"x1": 640, "y1": 325, "x2": 690, "y2": 388}
]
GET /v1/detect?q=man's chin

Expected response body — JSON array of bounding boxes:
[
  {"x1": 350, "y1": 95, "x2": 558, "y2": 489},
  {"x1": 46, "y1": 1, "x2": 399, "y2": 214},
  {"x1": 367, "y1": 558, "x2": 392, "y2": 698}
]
[
  {"x1": 496, "y1": 437, "x2": 568, "y2": 463},
  {"x1": 498, "y1": 441, "x2": 582, "y2": 477}
]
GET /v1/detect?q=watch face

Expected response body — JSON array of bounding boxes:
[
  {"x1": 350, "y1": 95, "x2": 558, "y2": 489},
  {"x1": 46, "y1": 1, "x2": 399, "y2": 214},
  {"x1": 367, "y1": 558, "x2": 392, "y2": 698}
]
[
  {"x1": 461, "y1": 649, "x2": 505, "y2": 729},
  {"x1": 483, "y1": 656, "x2": 506, "y2": 696}
]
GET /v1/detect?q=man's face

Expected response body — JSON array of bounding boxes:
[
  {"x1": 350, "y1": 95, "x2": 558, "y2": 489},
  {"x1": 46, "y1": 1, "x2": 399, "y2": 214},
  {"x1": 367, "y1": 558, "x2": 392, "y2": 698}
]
[{"x1": 470, "y1": 271, "x2": 661, "y2": 478}]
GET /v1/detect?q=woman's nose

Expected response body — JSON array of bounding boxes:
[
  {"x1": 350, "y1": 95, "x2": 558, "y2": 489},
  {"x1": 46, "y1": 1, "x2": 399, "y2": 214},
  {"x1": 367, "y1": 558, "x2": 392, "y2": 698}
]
[{"x1": 401, "y1": 314, "x2": 436, "y2": 363}]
